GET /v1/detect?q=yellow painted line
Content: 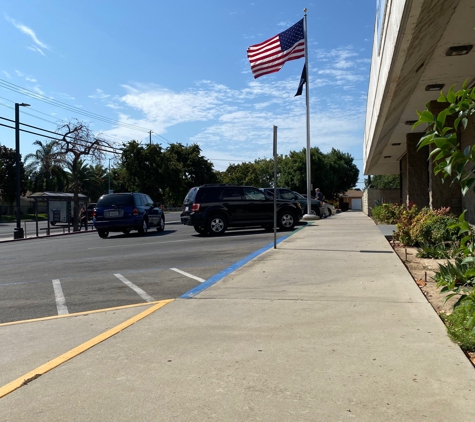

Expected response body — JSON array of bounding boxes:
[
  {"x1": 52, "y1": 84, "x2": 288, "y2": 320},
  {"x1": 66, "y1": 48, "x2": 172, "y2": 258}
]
[
  {"x1": 0, "y1": 299, "x2": 173, "y2": 399},
  {"x1": 0, "y1": 301, "x2": 170, "y2": 327}
]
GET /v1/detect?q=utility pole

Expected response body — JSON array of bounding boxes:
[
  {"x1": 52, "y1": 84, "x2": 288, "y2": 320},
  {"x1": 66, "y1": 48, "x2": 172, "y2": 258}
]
[
  {"x1": 13, "y1": 102, "x2": 30, "y2": 239},
  {"x1": 149, "y1": 130, "x2": 152, "y2": 145}
]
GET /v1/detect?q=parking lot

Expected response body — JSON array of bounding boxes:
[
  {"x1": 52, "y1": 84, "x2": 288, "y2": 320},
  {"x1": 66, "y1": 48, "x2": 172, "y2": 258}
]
[{"x1": 0, "y1": 213, "x2": 295, "y2": 323}]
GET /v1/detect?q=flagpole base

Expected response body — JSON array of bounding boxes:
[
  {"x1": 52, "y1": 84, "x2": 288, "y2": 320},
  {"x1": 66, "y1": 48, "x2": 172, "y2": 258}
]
[{"x1": 302, "y1": 214, "x2": 320, "y2": 221}]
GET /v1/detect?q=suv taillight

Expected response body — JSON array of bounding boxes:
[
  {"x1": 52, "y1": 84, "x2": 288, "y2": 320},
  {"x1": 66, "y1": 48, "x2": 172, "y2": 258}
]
[
  {"x1": 192, "y1": 203, "x2": 200, "y2": 212},
  {"x1": 133, "y1": 208, "x2": 138, "y2": 215}
]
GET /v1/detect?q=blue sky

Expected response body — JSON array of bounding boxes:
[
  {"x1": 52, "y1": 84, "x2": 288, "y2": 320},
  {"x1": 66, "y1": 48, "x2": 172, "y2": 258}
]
[{"x1": 0, "y1": 1, "x2": 376, "y2": 189}]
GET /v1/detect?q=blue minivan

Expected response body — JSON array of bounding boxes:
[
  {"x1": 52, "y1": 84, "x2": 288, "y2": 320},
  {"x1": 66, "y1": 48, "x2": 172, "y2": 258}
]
[{"x1": 93, "y1": 193, "x2": 165, "y2": 239}]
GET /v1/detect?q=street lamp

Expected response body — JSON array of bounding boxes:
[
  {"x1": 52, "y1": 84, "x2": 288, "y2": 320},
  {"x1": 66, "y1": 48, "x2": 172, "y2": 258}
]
[{"x1": 13, "y1": 102, "x2": 30, "y2": 240}]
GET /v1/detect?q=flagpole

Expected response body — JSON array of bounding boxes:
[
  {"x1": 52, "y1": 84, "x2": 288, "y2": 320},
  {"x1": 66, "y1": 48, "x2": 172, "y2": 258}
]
[{"x1": 303, "y1": 8, "x2": 313, "y2": 219}]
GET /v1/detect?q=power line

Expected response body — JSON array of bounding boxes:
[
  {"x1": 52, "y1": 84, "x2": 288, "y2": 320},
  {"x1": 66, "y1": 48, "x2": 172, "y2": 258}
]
[
  {"x1": 0, "y1": 120, "x2": 121, "y2": 155},
  {"x1": 0, "y1": 78, "x2": 153, "y2": 133},
  {"x1": 0, "y1": 101, "x2": 126, "y2": 145}
]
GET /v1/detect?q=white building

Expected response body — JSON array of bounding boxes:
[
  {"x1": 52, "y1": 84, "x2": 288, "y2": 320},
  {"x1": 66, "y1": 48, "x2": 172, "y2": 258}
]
[{"x1": 364, "y1": 0, "x2": 475, "y2": 221}]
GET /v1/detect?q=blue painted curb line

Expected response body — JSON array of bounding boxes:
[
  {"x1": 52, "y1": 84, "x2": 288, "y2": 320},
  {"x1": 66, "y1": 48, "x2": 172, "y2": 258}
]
[{"x1": 180, "y1": 223, "x2": 310, "y2": 299}]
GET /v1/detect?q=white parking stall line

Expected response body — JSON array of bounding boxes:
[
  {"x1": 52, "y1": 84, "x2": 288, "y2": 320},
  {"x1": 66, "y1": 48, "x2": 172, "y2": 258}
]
[
  {"x1": 52, "y1": 279, "x2": 69, "y2": 315},
  {"x1": 170, "y1": 268, "x2": 205, "y2": 283},
  {"x1": 114, "y1": 274, "x2": 156, "y2": 302},
  {"x1": 88, "y1": 239, "x2": 187, "y2": 250}
]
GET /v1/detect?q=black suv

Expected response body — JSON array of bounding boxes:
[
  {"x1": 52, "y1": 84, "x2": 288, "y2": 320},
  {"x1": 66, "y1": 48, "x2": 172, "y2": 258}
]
[
  {"x1": 93, "y1": 193, "x2": 165, "y2": 238},
  {"x1": 180, "y1": 185, "x2": 301, "y2": 235},
  {"x1": 260, "y1": 188, "x2": 321, "y2": 217}
]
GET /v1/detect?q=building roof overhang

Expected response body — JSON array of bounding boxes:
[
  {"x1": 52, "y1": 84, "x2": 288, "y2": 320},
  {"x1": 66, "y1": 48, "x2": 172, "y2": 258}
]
[{"x1": 364, "y1": 0, "x2": 475, "y2": 175}]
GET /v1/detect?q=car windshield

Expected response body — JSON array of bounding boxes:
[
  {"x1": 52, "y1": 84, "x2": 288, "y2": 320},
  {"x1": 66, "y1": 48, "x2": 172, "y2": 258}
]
[
  {"x1": 97, "y1": 194, "x2": 134, "y2": 207},
  {"x1": 292, "y1": 192, "x2": 305, "y2": 199}
]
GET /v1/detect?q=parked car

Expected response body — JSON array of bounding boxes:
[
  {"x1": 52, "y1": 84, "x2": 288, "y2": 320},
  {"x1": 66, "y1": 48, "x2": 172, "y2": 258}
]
[
  {"x1": 322, "y1": 201, "x2": 337, "y2": 217},
  {"x1": 87, "y1": 203, "x2": 96, "y2": 220},
  {"x1": 180, "y1": 184, "x2": 301, "y2": 235},
  {"x1": 93, "y1": 193, "x2": 165, "y2": 239},
  {"x1": 298, "y1": 192, "x2": 336, "y2": 218},
  {"x1": 259, "y1": 188, "x2": 321, "y2": 218}
]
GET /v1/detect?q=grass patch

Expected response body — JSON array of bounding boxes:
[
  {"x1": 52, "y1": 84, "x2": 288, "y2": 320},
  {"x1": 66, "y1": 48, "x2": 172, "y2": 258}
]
[{"x1": 0, "y1": 214, "x2": 48, "y2": 222}]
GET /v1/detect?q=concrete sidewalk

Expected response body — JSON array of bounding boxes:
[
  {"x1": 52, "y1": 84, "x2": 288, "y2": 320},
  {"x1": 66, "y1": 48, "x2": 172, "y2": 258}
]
[{"x1": 0, "y1": 212, "x2": 474, "y2": 421}]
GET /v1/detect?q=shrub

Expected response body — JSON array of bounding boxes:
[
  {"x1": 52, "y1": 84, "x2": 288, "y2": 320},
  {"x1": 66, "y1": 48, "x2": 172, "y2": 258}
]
[
  {"x1": 416, "y1": 243, "x2": 451, "y2": 259},
  {"x1": 441, "y1": 291, "x2": 475, "y2": 352},
  {"x1": 410, "y1": 210, "x2": 458, "y2": 247},
  {"x1": 433, "y1": 257, "x2": 475, "y2": 308},
  {"x1": 393, "y1": 204, "x2": 419, "y2": 246},
  {"x1": 371, "y1": 203, "x2": 402, "y2": 224}
]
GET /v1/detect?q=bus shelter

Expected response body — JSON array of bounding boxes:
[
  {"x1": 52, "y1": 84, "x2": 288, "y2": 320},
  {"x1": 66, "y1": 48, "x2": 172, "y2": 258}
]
[{"x1": 28, "y1": 192, "x2": 89, "y2": 237}]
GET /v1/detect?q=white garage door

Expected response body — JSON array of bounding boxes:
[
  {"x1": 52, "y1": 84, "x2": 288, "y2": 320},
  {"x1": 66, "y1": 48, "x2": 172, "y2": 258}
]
[{"x1": 351, "y1": 198, "x2": 362, "y2": 210}]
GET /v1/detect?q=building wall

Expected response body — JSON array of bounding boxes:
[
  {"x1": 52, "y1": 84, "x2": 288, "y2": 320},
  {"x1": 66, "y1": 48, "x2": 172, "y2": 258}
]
[
  {"x1": 362, "y1": 188, "x2": 401, "y2": 216},
  {"x1": 364, "y1": 0, "x2": 408, "y2": 166},
  {"x1": 405, "y1": 133, "x2": 429, "y2": 207}
]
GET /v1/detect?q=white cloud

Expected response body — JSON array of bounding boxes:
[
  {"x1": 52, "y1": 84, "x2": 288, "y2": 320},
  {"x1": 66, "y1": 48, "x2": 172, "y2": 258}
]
[
  {"x1": 3, "y1": 71, "x2": 11, "y2": 78},
  {"x1": 5, "y1": 15, "x2": 49, "y2": 50},
  {"x1": 55, "y1": 92, "x2": 75, "y2": 100},
  {"x1": 27, "y1": 45, "x2": 46, "y2": 56},
  {"x1": 33, "y1": 86, "x2": 44, "y2": 96},
  {"x1": 89, "y1": 89, "x2": 111, "y2": 100},
  {"x1": 97, "y1": 45, "x2": 369, "y2": 174}
]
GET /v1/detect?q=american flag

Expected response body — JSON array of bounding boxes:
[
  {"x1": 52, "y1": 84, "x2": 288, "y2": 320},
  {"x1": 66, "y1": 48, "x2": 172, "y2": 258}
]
[{"x1": 247, "y1": 19, "x2": 305, "y2": 79}]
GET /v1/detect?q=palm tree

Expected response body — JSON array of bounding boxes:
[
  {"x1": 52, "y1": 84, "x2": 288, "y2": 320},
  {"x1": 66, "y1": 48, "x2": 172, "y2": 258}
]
[
  {"x1": 65, "y1": 159, "x2": 107, "y2": 201},
  {"x1": 24, "y1": 140, "x2": 66, "y2": 192}
]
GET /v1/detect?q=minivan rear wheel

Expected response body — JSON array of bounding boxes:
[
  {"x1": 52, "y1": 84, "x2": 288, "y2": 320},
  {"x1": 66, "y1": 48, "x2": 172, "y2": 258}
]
[
  {"x1": 138, "y1": 219, "x2": 148, "y2": 235},
  {"x1": 206, "y1": 214, "x2": 227, "y2": 235},
  {"x1": 98, "y1": 229, "x2": 109, "y2": 239}
]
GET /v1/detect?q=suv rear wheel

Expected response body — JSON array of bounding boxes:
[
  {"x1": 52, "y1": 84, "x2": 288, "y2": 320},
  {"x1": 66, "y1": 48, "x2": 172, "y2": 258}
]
[
  {"x1": 194, "y1": 225, "x2": 208, "y2": 235},
  {"x1": 277, "y1": 211, "x2": 296, "y2": 230},
  {"x1": 157, "y1": 216, "x2": 165, "y2": 232},
  {"x1": 207, "y1": 214, "x2": 227, "y2": 235}
]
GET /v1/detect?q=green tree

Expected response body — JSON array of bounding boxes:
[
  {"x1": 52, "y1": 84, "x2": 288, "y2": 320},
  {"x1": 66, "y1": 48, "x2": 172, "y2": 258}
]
[
  {"x1": 219, "y1": 162, "x2": 262, "y2": 186},
  {"x1": 324, "y1": 149, "x2": 360, "y2": 196},
  {"x1": 365, "y1": 174, "x2": 400, "y2": 189},
  {"x1": 415, "y1": 81, "x2": 475, "y2": 311},
  {"x1": 218, "y1": 157, "x2": 278, "y2": 187},
  {"x1": 120, "y1": 141, "x2": 164, "y2": 201},
  {"x1": 0, "y1": 145, "x2": 27, "y2": 214},
  {"x1": 162, "y1": 143, "x2": 217, "y2": 205},
  {"x1": 56, "y1": 119, "x2": 112, "y2": 230},
  {"x1": 279, "y1": 147, "x2": 358, "y2": 199},
  {"x1": 416, "y1": 81, "x2": 475, "y2": 195},
  {"x1": 24, "y1": 140, "x2": 66, "y2": 192},
  {"x1": 64, "y1": 159, "x2": 106, "y2": 202}
]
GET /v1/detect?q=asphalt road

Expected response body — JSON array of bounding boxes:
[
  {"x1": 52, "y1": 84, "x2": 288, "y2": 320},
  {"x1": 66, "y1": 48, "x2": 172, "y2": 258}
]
[
  {"x1": 0, "y1": 219, "x2": 86, "y2": 241},
  {"x1": 0, "y1": 212, "x2": 294, "y2": 323}
]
